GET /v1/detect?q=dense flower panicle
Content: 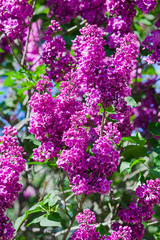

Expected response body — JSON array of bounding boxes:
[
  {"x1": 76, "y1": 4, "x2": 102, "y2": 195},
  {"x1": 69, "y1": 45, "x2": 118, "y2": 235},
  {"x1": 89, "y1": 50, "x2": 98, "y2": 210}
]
[
  {"x1": 30, "y1": 23, "x2": 140, "y2": 195},
  {"x1": 42, "y1": 20, "x2": 73, "y2": 82},
  {"x1": 71, "y1": 209, "x2": 107, "y2": 240},
  {"x1": 0, "y1": 126, "x2": 26, "y2": 240},
  {"x1": 115, "y1": 179, "x2": 160, "y2": 239},
  {"x1": 106, "y1": 0, "x2": 156, "y2": 48},
  {"x1": 0, "y1": 213, "x2": 14, "y2": 240},
  {"x1": 143, "y1": 30, "x2": 160, "y2": 64},
  {"x1": 0, "y1": 0, "x2": 32, "y2": 40},
  {"x1": 134, "y1": 0, "x2": 157, "y2": 13},
  {"x1": 133, "y1": 79, "x2": 159, "y2": 136},
  {"x1": 29, "y1": 76, "x2": 82, "y2": 162},
  {"x1": 47, "y1": 0, "x2": 106, "y2": 25},
  {"x1": 79, "y1": 0, "x2": 106, "y2": 25},
  {"x1": 47, "y1": 0, "x2": 79, "y2": 23},
  {"x1": 107, "y1": 226, "x2": 132, "y2": 240}
]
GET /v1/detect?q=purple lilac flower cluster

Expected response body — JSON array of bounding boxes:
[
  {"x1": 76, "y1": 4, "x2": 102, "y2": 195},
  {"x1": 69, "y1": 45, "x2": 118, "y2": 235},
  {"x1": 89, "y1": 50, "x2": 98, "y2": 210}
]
[
  {"x1": 111, "y1": 179, "x2": 160, "y2": 240},
  {"x1": 42, "y1": 20, "x2": 73, "y2": 82},
  {"x1": 71, "y1": 209, "x2": 107, "y2": 240},
  {"x1": 133, "y1": 78, "x2": 160, "y2": 137},
  {"x1": 30, "y1": 23, "x2": 139, "y2": 195},
  {"x1": 47, "y1": 0, "x2": 156, "y2": 27},
  {"x1": 71, "y1": 209, "x2": 133, "y2": 240},
  {"x1": 143, "y1": 29, "x2": 160, "y2": 64},
  {"x1": 0, "y1": 0, "x2": 32, "y2": 41},
  {"x1": 107, "y1": 226, "x2": 132, "y2": 240},
  {"x1": 106, "y1": 0, "x2": 156, "y2": 48},
  {"x1": 29, "y1": 76, "x2": 82, "y2": 162},
  {"x1": 0, "y1": 127, "x2": 26, "y2": 239},
  {"x1": 142, "y1": 12, "x2": 160, "y2": 65},
  {"x1": 47, "y1": 0, "x2": 106, "y2": 25}
]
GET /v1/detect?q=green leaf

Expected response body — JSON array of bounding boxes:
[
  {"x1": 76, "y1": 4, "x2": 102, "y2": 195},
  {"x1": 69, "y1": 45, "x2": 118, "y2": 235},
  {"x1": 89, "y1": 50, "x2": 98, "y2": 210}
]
[
  {"x1": 0, "y1": 48, "x2": 5, "y2": 53},
  {"x1": 40, "y1": 213, "x2": 61, "y2": 227},
  {"x1": 149, "y1": 168, "x2": 160, "y2": 179},
  {"x1": 96, "y1": 223, "x2": 107, "y2": 236},
  {"x1": 14, "y1": 213, "x2": 28, "y2": 231},
  {"x1": 28, "y1": 204, "x2": 42, "y2": 213},
  {"x1": 144, "y1": 14, "x2": 155, "y2": 20},
  {"x1": 120, "y1": 162, "x2": 130, "y2": 173},
  {"x1": 154, "y1": 232, "x2": 160, "y2": 240},
  {"x1": 140, "y1": 18, "x2": 152, "y2": 25},
  {"x1": 120, "y1": 132, "x2": 146, "y2": 146},
  {"x1": 121, "y1": 145, "x2": 148, "y2": 161},
  {"x1": 48, "y1": 192, "x2": 60, "y2": 207},
  {"x1": 25, "y1": 134, "x2": 41, "y2": 146},
  {"x1": 130, "y1": 159, "x2": 146, "y2": 170},
  {"x1": 3, "y1": 78, "x2": 14, "y2": 87},
  {"x1": 154, "y1": 94, "x2": 160, "y2": 105},
  {"x1": 97, "y1": 103, "x2": 104, "y2": 113},
  {"x1": 154, "y1": 147, "x2": 160, "y2": 154},
  {"x1": 148, "y1": 122, "x2": 160, "y2": 136},
  {"x1": 27, "y1": 215, "x2": 45, "y2": 226},
  {"x1": 5, "y1": 98, "x2": 16, "y2": 108},
  {"x1": 47, "y1": 161, "x2": 57, "y2": 168},
  {"x1": 34, "y1": 64, "x2": 46, "y2": 75},
  {"x1": 33, "y1": 13, "x2": 48, "y2": 22},
  {"x1": 142, "y1": 65, "x2": 156, "y2": 75},
  {"x1": 154, "y1": 154, "x2": 160, "y2": 167},
  {"x1": 142, "y1": 220, "x2": 147, "y2": 228},
  {"x1": 124, "y1": 96, "x2": 138, "y2": 108},
  {"x1": 70, "y1": 49, "x2": 75, "y2": 57},
  {"x1": 137, "y1": 171, "x2": 145, "y2": 185},
  {"x1": 149, "y1": 138, "x2": 159, "y2": 148},
  {"x1": 15, "y1": 236, "x2": 26, "y2": 240},
  {"x1": 121, "y1": 192, "x2": 132, "y2": 209}
]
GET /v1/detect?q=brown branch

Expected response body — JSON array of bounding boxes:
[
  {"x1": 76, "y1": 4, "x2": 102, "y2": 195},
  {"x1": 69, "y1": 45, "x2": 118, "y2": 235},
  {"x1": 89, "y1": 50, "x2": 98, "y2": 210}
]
[
  {"x1": 59, "y1": 171, "x2": 72, "y2": 220},
  {"x1": 5, "y1": 34, "x2": 23, "y2": 68},
  {"x1": 62, "y1": 194, "x2": 85, "y2": 240},
  {"x1": 38, "y1": 180, "x2": 47, "y2": 202},
  {"x1": 101, "y1": 109, "x2": 106, "y2": 137}
]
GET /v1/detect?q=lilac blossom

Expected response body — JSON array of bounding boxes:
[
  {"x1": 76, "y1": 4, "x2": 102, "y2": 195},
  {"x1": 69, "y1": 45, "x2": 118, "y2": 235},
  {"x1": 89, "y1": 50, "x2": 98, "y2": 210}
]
[{"x1": 0, "y1": 127, "x2": 26, "y2": 239}]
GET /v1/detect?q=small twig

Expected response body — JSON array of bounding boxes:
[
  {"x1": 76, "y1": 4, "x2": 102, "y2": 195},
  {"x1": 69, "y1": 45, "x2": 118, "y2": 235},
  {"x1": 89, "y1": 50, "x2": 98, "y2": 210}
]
[
  {"x1": 65, "y1": 193, "x2": 75, "y2": 202},
  {"x1": 59, "y1": 172, "x2": 72, "y2": 219},
  {"x1": 15, "y1": 118, "x2": 30, "y2": 131},
  {"x1": 62, "y1": 194, "x2": 85, "y2": 240},
  {"x1": 62, "y1": 20, "x2": 87, "y2": 36},
  {"x1": 5, "y1": 34, "x2": 24, "y2": 68},
  {"x1": 101, "y1": 109, "x2": 106, "y2": 137},
  {"x1": 38, "y1": 180, "x2": 47, "y2": 202},
  {"x1": 147, "y1": 221, "x2": 160, "y2": 226}
]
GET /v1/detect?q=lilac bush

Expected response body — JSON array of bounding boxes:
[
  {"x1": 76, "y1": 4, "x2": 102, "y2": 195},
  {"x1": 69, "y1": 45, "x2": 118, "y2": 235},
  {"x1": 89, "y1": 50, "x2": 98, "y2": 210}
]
[{"x1": 0, "y1": 0, "x2": 160, "y2": 239}]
